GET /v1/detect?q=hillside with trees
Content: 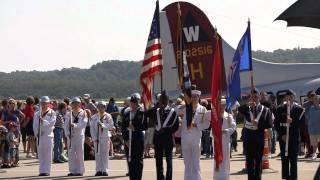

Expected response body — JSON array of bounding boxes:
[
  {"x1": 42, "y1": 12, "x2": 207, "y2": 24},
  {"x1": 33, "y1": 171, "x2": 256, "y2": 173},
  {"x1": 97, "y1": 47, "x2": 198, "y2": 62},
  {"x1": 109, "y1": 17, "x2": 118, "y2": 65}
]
[
  {"x1": 0, "y1": 60, "x2": 141, "y2": 99},
  {"x1": 1, "y1": 47, "x2": 320, "y2": 99},
  {"x1": 253, "y1": 46, "x2": 320, "y2": 63}
]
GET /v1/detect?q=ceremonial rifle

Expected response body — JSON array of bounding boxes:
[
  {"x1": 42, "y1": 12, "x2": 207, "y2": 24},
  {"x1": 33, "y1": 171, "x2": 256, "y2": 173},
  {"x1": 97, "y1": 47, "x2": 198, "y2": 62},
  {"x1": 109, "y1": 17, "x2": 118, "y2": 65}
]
[
  {"x1": 128, "y1": 112, "x2": 133, "y2": 162},
  {"x1": 96, "y1": 113, "x2": 101, "y2": 154},
  {"x1": 69, "y1": 111, "x2": 72, "y2": 150},
  {"x1": 285, "y1": 102, "x2": 290, "y2": 157},
  {"x1": 37, "y1": 106, "x2": 42, "y2": 146}
]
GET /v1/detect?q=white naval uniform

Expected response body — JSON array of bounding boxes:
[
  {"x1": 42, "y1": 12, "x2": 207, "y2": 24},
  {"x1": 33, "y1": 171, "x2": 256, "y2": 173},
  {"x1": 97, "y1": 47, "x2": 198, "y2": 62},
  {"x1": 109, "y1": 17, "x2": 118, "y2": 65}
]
[
  {"x1": 90, "y1": 112, "x2": 114, "y2": 173},
  {"x1": 179, "y1": 104, "x2": 211, "y2": 180},
  {"x1": 213, "y1": 111, "x2": 236, "y2": 180},
  {"x1": 33, "y1": 108, "x2": 56, "y2": 174},
  {"x1": 64, "y1": 110, "x2": 88, "y2": 175}
]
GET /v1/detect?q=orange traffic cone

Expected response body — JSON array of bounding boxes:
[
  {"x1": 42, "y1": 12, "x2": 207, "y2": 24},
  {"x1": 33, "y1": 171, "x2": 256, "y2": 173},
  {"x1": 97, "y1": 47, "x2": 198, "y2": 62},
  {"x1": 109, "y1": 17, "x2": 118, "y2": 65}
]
[{"x1": 262, "y1": 129, "x2": 270, "y2": 169}]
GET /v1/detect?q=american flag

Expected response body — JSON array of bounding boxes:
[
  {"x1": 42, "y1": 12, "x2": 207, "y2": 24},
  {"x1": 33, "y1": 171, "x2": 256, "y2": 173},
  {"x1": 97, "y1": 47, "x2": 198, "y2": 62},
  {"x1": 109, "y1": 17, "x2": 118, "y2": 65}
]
[{"x1": 140, "y1": 0, "x2": 163, "y2": 109}]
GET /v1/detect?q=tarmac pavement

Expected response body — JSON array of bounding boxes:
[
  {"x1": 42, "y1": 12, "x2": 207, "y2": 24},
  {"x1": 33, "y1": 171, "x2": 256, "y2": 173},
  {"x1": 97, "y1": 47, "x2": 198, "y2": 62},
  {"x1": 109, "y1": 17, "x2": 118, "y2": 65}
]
[{"x1": 1, "y1": 129, "x2": 319, "y2": 180}]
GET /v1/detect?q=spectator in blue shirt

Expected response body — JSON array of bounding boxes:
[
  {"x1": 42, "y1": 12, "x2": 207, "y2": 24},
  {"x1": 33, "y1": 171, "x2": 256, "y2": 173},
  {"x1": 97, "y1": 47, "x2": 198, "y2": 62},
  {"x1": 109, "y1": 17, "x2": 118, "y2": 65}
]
[{"x1": 106, "y1": 98, "x2": 119, "y2": 128}]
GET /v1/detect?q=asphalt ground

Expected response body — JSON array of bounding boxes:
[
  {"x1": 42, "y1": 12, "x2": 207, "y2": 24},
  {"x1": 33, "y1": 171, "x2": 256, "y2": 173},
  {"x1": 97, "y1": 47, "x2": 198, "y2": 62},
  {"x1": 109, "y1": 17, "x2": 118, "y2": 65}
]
[{"x1": 1, "y1": 130, "x2": 319, "y2": 180}]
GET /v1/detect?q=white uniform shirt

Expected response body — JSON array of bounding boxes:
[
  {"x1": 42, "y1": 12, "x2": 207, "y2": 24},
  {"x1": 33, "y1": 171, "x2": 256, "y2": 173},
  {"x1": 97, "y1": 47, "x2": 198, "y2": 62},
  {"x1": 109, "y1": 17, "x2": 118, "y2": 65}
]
[
  {"x1": 64, "y1": 110, "x2": 88, "y2": 137},
  {"x1": 90, "y1": 112, "x2": 114, "y2": 141},
  {"x1": 179, "y1": 104, "x2": 211, "y2": 138},
  {"x1": 33, "y1": 108, "x2": 56, "y2": 138},
  {"x1": 222, "y1": 111, "x2": 236, "y2": 136}
]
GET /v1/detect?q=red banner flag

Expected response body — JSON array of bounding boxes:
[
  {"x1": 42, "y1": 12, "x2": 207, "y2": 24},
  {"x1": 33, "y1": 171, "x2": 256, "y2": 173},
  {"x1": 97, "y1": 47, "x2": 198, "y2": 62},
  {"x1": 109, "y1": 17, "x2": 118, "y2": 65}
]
[{"x1": 211, "y1": 35, "x2": 223, "y2": 169}]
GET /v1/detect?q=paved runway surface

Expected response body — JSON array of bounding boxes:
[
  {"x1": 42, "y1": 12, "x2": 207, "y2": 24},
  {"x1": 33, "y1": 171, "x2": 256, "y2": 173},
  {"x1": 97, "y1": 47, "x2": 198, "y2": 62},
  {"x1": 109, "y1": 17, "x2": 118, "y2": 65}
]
[{"x1": 1, "y1": 130, "x2": 319, "y2": 179}]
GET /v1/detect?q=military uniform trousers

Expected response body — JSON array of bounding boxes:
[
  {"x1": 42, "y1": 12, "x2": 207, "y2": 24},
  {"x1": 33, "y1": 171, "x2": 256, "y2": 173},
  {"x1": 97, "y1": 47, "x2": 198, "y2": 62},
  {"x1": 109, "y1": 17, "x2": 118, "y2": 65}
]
[
  {"x1": 94, "y1": 138, "x2": 109, "y2": 173},
  {"x1": 68, "y1": 135, "x2": 85, "y2": 174},
  {"x1": 38, "y1": 136, "x2": 53, "y2": 174},
  {"x1": 243, "y1": 129, "x2": 264, "y2": 180},
  {"x1": 154, "y1": 133, "x2": 173, "y2": 180},
  {"x1": 181, "y1": 132, "x2": 202, "y2": 180},
  {"x1": 279, "y1": 139, "x2": 299, "y2": 180},
  {"x1": 128, "y1": 138, "x2": 144, "y2": 180}
]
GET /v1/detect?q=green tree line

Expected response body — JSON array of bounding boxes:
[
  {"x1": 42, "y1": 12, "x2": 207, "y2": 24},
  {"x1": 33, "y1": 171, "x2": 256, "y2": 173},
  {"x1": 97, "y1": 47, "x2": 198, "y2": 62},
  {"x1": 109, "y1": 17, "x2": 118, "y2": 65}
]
[
  {"x1": 1, "y1": 47, "x2": 320, "y2": 99},
  {"x1": 0, "y1": 60, "x2": 141, "y2": 100}
]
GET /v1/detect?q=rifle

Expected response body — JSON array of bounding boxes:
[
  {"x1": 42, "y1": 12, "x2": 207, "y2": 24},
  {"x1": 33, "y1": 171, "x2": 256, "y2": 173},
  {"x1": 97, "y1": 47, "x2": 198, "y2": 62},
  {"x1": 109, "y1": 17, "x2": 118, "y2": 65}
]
[
  {"x1": 69, "y1": 111, "x2": 72, "y2": 150},
  {"x1": 37, "y1": 106, "x2": 42, "y2": 146},
  {"x1": 128, "y1": 112, "x2": 132, "y2": 163},
  {"x1": 285, "y1": 102, "x2": 290, "y2": 157},
  {"x1": 96, "y1": 113, "x2": 100, "y2": 154}
]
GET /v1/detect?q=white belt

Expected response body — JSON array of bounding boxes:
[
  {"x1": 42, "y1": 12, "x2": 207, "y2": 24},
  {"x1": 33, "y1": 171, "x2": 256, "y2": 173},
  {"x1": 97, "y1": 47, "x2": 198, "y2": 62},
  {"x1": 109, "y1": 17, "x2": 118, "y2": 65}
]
[
  {"x1": 245, "y1": 121, "x2": 258, "y2": 130},
  {"x1": 280, "y1": 123, "x2": 289, "y2": 127}
]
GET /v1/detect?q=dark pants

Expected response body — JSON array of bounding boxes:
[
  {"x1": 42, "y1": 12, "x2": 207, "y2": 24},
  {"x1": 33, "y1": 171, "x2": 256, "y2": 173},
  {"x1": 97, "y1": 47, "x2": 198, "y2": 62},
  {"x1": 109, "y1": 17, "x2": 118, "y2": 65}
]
[
  {"x1": 203, "y1": 131, "x2": 212, "y2": 157},
  {"x1": 21, "y1": 128, "x2": 27, "y2": 143},
  {"x1": 125, "y1": 145, "x2": 130, "y2": 174},
  {"x1": 128, "y1": 139, "x2": 144, "y2": 180},
  {"x1": 314, "y1": 164, "x2": 320, "y2": 180},
  {"x1": 271, "y1": 128, "x2": 276, "y2": 153},
  {"x1": 231, "y1": 130, "x2": 238, "y2": 151},
  {"x1": 154, "y1": 134, "x2": 173, "y2": 180},
  {"x1": 53, "y1": 128, "x2": 64, "y2": 161},
  {"x1": 279, "y1": 139, "x2": 298, "y2": 180},
  {"x1": 243, "y1": 130, "x2": 264, "y2": 180}
]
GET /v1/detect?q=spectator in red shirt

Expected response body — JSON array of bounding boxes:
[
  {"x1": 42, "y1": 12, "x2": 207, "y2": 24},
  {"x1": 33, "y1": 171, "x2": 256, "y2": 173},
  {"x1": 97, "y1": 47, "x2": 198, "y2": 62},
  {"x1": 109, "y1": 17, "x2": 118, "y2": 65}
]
[{"x1": 22, "y1": 96, "x2": 36, "y2": 158}]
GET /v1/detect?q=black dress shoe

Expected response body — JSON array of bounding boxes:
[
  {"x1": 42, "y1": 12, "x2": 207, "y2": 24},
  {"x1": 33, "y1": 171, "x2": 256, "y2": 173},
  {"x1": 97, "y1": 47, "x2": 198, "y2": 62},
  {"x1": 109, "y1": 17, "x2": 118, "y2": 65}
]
[
  {"x1": 53, "y1": 159, "x2": 64, "y2": 163},
  {"x1": 126, "y1": 172, "x2": 129, "y2": 176},
  {"x1": 67, "y1": 173, "x2": 74, "y2": 176},
  {"x1": 102, "y1": 172, "x2": 108, "y2": 176},
  {"x1": 95, "y1": 171, "x2": 102, "y2": 176},
  {"x1": 39, "y1": 173, "x2": 49, "y2": 176}
]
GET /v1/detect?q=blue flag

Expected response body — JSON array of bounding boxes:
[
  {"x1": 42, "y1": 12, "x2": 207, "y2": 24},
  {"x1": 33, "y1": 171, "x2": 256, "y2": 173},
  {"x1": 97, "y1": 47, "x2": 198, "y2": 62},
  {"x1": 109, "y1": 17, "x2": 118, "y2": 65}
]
[{"x1": 226, "y1": 24, "x2": 252, "y2": 111}]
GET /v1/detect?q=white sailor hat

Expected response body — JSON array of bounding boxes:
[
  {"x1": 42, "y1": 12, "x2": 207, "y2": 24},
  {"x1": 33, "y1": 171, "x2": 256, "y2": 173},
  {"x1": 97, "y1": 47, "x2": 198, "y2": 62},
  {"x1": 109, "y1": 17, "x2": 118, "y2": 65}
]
[
  {"x1": 40, "y1": 96, "x2": 50, "y2": 103},
  {"x1": 83, "y1": 94, "x2": 91, "y2": 99},
  {"x1": 97, "y1": 101, "x2": 107, "y2": 107},
  {"x1": 71, "y1": 97, "x2": 81, "y2": 103},
  {"x1": 191, "y1": 90, "x2": 201, "y2": 96}
]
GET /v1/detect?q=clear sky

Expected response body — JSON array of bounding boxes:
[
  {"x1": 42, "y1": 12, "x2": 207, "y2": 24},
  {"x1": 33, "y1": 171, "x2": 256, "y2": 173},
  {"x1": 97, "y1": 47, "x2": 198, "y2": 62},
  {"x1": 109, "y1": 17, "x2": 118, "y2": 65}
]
[{"x1": 0, "y1": 0, "x2": 319, "y2": 73}]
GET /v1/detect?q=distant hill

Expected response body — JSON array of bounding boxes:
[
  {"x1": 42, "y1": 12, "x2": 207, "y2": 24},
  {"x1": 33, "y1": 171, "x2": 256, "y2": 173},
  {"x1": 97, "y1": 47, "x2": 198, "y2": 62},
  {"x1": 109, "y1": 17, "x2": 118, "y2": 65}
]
[
  {"x1": 1, "y1": 46, "x2": 320, "y2": 99},
  {"x1": 253, "y1": 46, "x2": 320, "y2": 63},
  {"x1": 0, "y1": 60, "x2": 141, "y2": 99}
]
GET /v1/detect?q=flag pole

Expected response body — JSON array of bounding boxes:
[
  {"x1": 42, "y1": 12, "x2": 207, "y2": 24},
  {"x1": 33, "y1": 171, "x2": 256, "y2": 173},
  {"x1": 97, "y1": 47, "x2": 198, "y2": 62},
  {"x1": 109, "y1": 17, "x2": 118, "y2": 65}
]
[
  {"x1": 177, "y1": 2, "x2": 183, "y2": 88},
  {"x1": 214, "y1": 28, "x2": 221, "y2": 104},
  {"x1": 158, "y1": 0, "x2": 163, "y2": 92},
  {"x1": 248, "y1": 18, "x2": 254, "y2": 91}
]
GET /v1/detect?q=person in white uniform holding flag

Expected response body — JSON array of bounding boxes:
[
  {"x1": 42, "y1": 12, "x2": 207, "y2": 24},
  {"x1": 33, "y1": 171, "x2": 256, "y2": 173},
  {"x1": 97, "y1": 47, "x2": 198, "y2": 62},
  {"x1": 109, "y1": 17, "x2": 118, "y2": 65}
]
[
  {"x1": 213, "y1": 98, "x2": 236, "y2": 180},
  {"x1": 33, "y1": 96, "x2": 56, "y2": 176},
  {"x1": 179, "y1": 89, "x2": 211, "y2": 180},
  {"x1": 90, "y1": 101, "x2": 114, "y2": 176}
]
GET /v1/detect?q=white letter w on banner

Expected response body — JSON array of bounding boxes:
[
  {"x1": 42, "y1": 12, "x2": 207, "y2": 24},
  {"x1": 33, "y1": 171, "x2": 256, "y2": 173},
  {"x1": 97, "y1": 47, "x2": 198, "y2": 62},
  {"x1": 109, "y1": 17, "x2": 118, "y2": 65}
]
[{"x1": 183, "y1": 26, "x2": 199, "y2": 42}]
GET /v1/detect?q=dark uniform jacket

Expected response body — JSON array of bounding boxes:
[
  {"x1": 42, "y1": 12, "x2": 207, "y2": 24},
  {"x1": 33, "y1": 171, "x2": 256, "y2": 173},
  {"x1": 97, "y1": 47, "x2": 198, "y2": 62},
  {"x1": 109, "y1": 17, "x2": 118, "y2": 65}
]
[
  {"x1": 121, "y1": 107, "x2": 148, "y2": 142},
  {"x1": 274, "y1": 103, "x2": 305, "y2": 143},
  {"x1": 239, "y1": 103, "x2": 273, "y2": 133},
  {"x1": 145, "y1": 106, "x2": 179, "y2": 137}
]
